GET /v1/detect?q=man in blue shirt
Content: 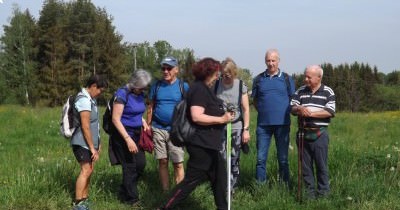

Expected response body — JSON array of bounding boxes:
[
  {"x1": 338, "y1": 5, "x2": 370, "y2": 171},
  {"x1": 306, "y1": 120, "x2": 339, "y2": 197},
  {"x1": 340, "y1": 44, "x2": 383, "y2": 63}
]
[
  {"x1": 251, "y1": 49, "x2": 295, "y2": 186},
  {"x1": 147, "y1": 56, "x2": 189, "y2": 192}
]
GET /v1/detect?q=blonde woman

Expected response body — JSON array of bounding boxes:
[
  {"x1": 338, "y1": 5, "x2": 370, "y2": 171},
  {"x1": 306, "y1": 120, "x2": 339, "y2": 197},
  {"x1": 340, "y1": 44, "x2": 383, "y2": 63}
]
[{"x1": 215, "y1": 57, "x2": 251, "y2": 192}]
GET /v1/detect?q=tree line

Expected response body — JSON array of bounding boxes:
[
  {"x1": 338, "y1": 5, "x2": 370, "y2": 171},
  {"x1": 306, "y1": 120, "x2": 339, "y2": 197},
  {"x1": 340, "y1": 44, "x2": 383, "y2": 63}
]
[{"x1": 0, "y1": 0, "x2": 399, "y2": 111}]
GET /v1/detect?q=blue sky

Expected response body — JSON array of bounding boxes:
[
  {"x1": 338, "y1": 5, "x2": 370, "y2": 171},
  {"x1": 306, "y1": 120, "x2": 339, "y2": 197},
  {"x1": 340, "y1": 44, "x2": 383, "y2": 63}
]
[{"x1": 1, "y1": 0, "x2": 399, "y2": 75}]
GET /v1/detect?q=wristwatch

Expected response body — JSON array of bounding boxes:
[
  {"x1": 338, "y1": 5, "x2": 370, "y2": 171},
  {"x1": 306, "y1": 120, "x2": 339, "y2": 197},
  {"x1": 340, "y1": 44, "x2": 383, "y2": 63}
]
[{"x1": 244, "y1": 127, "x2": 250, "y2": 131}]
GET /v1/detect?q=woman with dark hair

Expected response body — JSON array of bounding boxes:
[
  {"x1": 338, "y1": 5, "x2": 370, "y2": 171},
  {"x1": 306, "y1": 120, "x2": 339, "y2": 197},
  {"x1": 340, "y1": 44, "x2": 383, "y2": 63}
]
[
  {"x1": 71, "y1": 74, "x2": 108, "y2": 210},
  {"x1": 160, "y1": 58, "x2": 234, "y2": 210},
  {"x1": 110, "y1": 69, "x2": 152, "y2": 205}
]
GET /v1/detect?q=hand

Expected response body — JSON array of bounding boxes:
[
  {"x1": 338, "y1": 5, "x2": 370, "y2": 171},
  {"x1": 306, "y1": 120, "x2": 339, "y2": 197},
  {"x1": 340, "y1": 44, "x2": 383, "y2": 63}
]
[
  {"x1": 298, "y1": 106, "x2": 312, "y2": 117},
  {"x1": 143, "y1": 122, "x2": 150, "y2": 132},
  {"x1": 242, "y1": 130, "x2": 250, "y2": 143},
  {"x1": 222, "y1": 112, "x2": 234, "y2": 123},
  {"x1": 90, "y1": 149, "x2": 99, "y2": 162},
  {"x1": 126, "y1": 138, "x2": 138, "y2": 153}
]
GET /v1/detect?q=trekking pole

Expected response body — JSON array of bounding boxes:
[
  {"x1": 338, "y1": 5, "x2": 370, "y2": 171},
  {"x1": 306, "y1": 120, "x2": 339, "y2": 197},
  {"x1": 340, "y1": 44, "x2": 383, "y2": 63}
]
[
  {"x1": 297, "y1": 117, "x2": 305, "y2": 203},
  {"x1": 226, "y1": 121, "x2": 232, "y2": 210}
]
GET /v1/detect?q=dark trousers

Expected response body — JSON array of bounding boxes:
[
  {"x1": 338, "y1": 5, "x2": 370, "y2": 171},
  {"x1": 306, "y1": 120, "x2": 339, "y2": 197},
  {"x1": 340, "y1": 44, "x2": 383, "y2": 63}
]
[
  {"x1": 297, "y1": 131, "x2": 330, "y2": 197},
  {"x1": 112, "y1": 129, "x2": 146, "y2": 203},
  {"x1": 163, "y1": 145, "x2": 227, "y2": 210}
]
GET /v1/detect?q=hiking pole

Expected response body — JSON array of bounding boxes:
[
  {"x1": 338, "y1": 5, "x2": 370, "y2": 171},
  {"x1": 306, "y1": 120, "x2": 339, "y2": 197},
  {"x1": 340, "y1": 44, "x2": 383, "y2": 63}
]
[
  {"x1": 297, "y1": 117, "x2": 305, "y2": 203},
  {"x1": 226, "y1": 121, "x2": 232, "y2": 210}
]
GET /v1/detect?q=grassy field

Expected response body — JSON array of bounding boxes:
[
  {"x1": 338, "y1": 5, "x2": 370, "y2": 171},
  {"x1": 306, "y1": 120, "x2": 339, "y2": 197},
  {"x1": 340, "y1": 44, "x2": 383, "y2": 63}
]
[{"x1": 0, "y1": 105, "x2": 399, "y2": 210}]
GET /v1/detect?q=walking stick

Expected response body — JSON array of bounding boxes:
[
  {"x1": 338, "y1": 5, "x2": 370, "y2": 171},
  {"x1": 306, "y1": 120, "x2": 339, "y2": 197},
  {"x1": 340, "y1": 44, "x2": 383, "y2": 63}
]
[
  {"x1": 297, "y1": 117, "x2": 305, "y2": 203},
  {"x1": 226, "y1": 121, "x2": 232, "y2": 210}
]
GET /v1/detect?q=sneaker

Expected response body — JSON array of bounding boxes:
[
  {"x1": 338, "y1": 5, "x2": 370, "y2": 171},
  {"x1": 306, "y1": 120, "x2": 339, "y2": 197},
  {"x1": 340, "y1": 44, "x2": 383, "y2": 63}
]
[{"x1": 72, "y1": 199, "x2": 90, "y2": 210}]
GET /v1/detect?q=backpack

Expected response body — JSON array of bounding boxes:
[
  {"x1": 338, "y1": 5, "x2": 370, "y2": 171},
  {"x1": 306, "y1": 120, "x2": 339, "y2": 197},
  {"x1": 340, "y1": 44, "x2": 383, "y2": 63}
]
[
  {"x1": 170, "y1": 98, "x2": 196, "y2": 147},
  {"x1": 102, "y1": 88, "x2": 130, "y2": 134},
  {"x1": 60, "y1": 94, "x2": 84, "y2": 139}
]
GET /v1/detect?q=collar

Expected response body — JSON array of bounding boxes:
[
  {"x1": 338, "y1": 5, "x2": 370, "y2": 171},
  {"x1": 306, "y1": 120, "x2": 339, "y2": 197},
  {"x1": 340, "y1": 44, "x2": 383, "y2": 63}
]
[
  {"x1": 163, "y1": 78, "x2": 179, "y2": 85},
  {"x1": 305, "y1": 84, "x2": 324, "y2": 94},
  {"x1": 264, "y1": 69, "x2": 282, "y2": 77},
  {"x1": 81, "y1": 88, "x2": 95, "y2": 103}
]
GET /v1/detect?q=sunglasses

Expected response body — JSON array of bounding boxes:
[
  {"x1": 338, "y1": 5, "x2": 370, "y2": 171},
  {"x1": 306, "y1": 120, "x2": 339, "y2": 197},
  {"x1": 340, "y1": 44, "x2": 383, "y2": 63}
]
[{"x1": 161, "y1": 66, "x2": 174, "y2": 71}]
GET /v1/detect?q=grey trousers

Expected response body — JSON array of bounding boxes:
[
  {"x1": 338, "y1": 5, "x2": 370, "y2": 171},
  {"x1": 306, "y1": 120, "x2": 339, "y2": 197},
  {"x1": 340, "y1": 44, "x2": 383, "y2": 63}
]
[{"x1": 298, "y1": 131, "x2": 330, "y2": 197}]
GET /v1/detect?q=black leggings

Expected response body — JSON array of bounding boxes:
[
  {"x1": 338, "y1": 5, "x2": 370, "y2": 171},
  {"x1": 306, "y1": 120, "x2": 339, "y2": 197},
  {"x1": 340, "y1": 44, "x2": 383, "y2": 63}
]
[{"x1": 162, "y1": 145, "x2": 227, "y2": 210}]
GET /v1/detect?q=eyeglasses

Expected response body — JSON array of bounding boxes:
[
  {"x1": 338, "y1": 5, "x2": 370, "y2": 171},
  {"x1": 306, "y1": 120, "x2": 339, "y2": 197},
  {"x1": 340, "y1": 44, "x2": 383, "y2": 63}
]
[
  {"x1": 222, "y1": 74, "x2": 232, "y2": 79},
  {"x1": 161, "y1": 66, "x2": 174, "y2": 71}
]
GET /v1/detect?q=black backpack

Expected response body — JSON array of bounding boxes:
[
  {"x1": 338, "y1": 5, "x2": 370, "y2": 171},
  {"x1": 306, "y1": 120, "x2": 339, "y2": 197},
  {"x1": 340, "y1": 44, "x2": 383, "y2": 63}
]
[
  {"x1": 102, "y1": 88, "x2": 130, "y2": 134},
  {"x1": 170, "y1": 98, "x2": 196, "y2": 147}
]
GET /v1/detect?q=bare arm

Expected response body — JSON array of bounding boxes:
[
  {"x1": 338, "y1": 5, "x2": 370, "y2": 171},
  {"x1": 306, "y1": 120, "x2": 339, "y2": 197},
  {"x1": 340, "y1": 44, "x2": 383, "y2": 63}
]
[
  {"x1": 241, "y1": 93, "x2": 251, "y2": 143},
  {"x1": 112, "y1": 103, "x2": 138, "y2": 153},
  {"x1": 292, "y1": 105, "x2": 332, "y2": 118},
  {"x1": 146, "y1": 100, "x2": 154, "y2": 125},
  {"x1": 80, "y1": 111, "x2": 99, "y2": 162},
  {"x1": 190, "y1": 106, "x2": 232, "y2": 126},
  {"x1": 308, "y1": 109, "x2": 333, "y2": 118}
]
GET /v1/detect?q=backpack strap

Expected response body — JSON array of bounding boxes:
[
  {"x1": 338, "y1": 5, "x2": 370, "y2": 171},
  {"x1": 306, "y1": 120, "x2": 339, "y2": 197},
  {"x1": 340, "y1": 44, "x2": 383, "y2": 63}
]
[
  {"x1": 111, "y1": 87, "x2": 130, "y2": 107},
  {"x1": 154, "y1": 80, "x2": 162, "y2": 102},
  {"x1": 214, "y1": 79, "x2": 220, "y2": 94},
  {"x1": 237, "y1": 79, "x2": 244, "y2": 123},
  {"x1": 123, "y1": 87, "x2": 130, "y2": 104},
  {"x1": 238, "y1": 79, "x2": 243, "y2": 105},
  {"x1": 72, "y1": 93, "x2": 89, "y2": 129},
  {"x1": 255, "y1": 71, "x2": 291, "y2": 97},
  {"x1": 282, "y1": 72, "x2": 291, "y2": 97},
  {"x1": 254, "y1": 72, "x2": 264, "y2": 90},
  {"x1": 152, "y1": 79, "x2": 185, "y2": 126},
  {"x1": 178, "y1": 79, "x2": 185, "y2": 99}
]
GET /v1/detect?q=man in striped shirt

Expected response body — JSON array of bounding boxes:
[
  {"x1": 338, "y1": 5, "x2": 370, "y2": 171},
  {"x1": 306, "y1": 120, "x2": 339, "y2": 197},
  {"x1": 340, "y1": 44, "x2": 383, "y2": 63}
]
[{"x1": 290, "y1": 65, "x2": 336, "y2": 199}]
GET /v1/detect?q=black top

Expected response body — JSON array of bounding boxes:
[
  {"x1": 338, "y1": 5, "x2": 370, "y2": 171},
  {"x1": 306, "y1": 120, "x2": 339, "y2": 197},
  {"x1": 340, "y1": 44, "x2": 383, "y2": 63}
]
[{"x1": 187, "y1": 81, "x2": 226, "y2": 150}]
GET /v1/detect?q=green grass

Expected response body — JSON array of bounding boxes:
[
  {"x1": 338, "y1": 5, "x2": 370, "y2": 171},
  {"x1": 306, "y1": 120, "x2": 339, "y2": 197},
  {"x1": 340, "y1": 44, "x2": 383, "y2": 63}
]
[{"x1": 0, "y1": 105, "x2": 399, "y2": 209}]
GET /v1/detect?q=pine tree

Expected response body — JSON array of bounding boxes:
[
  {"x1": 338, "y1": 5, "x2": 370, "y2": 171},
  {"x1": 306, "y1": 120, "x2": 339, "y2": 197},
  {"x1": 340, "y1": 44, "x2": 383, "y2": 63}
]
[{"x1": 0, "y1": 6, "x2": 38, "y2": 105}]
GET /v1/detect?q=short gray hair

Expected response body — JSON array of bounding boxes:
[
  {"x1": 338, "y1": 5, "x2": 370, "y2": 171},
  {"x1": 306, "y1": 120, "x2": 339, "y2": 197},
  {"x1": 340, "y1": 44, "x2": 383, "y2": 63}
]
[
  {"x1": 306, "y1": 65, "x2": 324, "y2": 78},
  {"x1": 265, "y1": 49, "x2": 280, "y2": 61},
  {"x1": 127, "y1": 69, "x2": 152, "y2": 90}
]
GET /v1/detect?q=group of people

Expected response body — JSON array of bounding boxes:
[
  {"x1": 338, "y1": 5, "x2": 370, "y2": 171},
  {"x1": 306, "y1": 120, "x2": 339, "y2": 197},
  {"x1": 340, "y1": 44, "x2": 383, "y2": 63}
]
[{"x1": 69, "y1": 48, "x2": 336, "y2": 210}]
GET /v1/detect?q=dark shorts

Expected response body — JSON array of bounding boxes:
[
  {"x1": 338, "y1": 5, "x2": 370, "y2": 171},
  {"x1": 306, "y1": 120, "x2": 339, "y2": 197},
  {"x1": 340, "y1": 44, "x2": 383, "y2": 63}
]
[{"x1": 72, "y1": 145, "x2": 92, "y2": 163}]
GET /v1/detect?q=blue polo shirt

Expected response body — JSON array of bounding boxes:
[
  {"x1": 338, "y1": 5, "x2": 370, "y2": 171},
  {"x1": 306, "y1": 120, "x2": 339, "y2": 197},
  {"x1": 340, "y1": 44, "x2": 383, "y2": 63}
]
[
  {"x1": 251, "y1": 70, "x2": 295, "y2": 126},
  {"x1": 148, "y1": 79, "x2": 189, "y2": 131}
]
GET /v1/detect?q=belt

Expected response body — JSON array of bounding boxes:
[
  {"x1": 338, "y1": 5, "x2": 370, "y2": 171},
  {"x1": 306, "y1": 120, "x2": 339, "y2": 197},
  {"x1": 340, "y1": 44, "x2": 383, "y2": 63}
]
[{"x1": 303, "y1": 127, "x2": 323, "y2": 131}]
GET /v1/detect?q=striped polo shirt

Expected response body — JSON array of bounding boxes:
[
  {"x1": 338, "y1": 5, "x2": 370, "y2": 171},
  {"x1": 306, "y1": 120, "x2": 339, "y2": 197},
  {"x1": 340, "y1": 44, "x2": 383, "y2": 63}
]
[{"x1": 290, "y1": 84, "x2": 336, "y2": 127}]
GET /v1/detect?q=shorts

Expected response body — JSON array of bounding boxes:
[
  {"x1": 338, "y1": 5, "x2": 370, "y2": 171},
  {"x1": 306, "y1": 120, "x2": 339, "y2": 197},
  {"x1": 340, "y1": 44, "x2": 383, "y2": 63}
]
[
  {"x1": 152, "y1": 127, "x2": 185, "y2": 163},
  {"x1": 72, "y1": 145, "x2": 92, "y2": 163}
]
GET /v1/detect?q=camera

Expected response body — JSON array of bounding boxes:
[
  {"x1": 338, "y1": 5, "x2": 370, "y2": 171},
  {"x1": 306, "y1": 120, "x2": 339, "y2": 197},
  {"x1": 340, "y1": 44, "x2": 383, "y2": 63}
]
[{"x1": 225, "y1": 103, "x2": 236, "y2": 112}]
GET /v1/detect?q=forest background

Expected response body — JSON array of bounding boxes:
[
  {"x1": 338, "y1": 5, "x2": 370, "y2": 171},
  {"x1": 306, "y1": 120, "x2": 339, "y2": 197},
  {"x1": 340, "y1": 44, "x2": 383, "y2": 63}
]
[
  {"x1": 0, "y1": 0, "x2": 399, "y2": 110},
  {"x1": 0, "y1": 1, "x2": 399, "y2": 209}
]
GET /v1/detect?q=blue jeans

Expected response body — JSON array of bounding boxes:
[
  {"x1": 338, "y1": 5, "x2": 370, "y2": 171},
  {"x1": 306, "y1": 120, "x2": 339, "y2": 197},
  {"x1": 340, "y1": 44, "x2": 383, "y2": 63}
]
[{"x1": 256, "y1": 125, "x2": 290, "y2": 184}]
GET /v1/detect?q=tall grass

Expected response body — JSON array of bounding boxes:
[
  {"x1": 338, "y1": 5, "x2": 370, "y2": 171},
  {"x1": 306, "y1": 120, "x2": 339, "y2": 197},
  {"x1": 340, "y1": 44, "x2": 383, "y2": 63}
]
[{"x1": 0, "y1": 105, "x2": 399, "y2": 209}]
